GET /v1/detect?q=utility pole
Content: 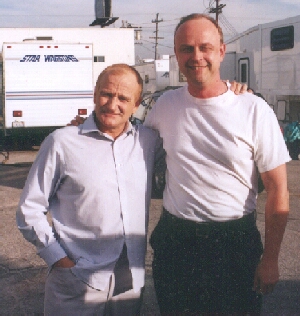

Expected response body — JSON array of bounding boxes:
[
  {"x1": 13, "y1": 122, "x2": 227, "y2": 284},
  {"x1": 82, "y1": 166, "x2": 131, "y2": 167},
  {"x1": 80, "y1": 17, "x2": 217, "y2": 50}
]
[
  {"x1": 150, "y1": 13, "x2": 164, "y2": 60},
  {"x1": 209, "y1": 0, "x2": 226, "y2": 25}
]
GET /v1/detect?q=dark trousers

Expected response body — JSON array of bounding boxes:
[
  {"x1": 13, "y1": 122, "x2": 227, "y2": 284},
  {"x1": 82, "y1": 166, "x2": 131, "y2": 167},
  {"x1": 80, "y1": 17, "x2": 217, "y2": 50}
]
[{"x1": 150, "y1": 210, "x2": 263, "y2": 315}]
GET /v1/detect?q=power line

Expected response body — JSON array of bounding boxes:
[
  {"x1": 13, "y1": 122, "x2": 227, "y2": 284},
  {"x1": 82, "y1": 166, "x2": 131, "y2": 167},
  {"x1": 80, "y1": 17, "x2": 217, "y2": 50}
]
[
  {"x1": 207, "y1": 1, "x2": 238, "y2": 38},
  {"x1": 219, "y1": 14, "x2": 238, "y2": 37},
  {"x1": 208, "y1": 0, "x2": 226, "y2": 24},
  {"x1": 142, "y1": 38, "x2": 173, "y2": 49},
  {"x1": 149, "y1": 13, "x2": 164, "y2": 60}
]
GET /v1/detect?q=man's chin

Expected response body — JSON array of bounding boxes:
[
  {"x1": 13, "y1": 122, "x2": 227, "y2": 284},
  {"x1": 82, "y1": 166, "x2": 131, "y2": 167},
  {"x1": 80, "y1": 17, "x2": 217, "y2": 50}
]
[{"x1": 100, "y1": 118, "x2": 118, "y2": 126}]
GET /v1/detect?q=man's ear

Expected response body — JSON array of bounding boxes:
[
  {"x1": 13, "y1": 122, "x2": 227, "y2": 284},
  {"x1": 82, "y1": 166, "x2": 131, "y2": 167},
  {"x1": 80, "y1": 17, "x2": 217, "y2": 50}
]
[
  {"x1": 220, "y1": 43, "x2": 226, "y2": 61},
  {"x1": 174, "y1": 43, "x2": 178, "y2": 61},
  {"x1": 93, "y1": 87, "x2": 99, "y2": 104},
  {"x1": 132, "y1": 97, "x2": 142, "y2": 114}
]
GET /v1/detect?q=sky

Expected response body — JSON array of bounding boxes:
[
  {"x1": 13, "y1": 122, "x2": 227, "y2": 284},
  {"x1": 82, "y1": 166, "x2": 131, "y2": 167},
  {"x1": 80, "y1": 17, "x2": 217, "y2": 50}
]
[{"x1": 0, "y1": 0, "x2": 299, "y2": 60}]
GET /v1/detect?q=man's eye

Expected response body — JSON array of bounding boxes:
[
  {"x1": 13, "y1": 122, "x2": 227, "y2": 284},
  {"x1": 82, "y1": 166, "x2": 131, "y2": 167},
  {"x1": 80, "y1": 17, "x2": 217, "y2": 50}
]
[
  {"x1": 100, "y1": 92, "x2": 110, "y2": 97},
  {"x1": 201, "y1": 45, "x2": 213, "y2": 52},
  {"x1": 181, "y1": 47, "x2": 193, "y2": 53},
  {"x1": 119, "y1": 97, "x2": 129, "y2": 102}
]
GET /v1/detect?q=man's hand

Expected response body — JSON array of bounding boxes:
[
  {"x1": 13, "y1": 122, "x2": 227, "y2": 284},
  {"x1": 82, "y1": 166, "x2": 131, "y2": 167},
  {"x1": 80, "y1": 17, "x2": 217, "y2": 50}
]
[
  {"x1": 229, "y1": 81, "x2": 248, "y2": 94},
  {"x1": 254, "y1": 257, "x2": 279, "y2": 295},
  {"x1": 53, "y1": 256, "x2": 75, "y2": 268},
  {"x1": 67, "y1": 115, "x2": 86, "y2": 126}
]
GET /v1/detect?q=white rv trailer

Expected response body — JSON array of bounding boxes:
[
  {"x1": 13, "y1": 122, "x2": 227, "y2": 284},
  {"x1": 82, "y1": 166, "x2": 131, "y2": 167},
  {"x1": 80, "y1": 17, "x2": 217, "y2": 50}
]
[
  {"x1": 134, "y1": 60, "x2": 157, "y2": 95},
  {"x1": 134, "y1": 56, "x2": 170, "y2": 96},
  {"x1": 168, "y1": 55, "x2": 187, "y2": 87},
  {"x1": 220, "y1": 15, "x2": 300, "y2": 122},
  {"x1": 0, "y1": 28, "x2": 134, "y2": 142},
  {"x1": 132, "y1": 55, "x2": 186, "y2": 124},
  {"x1": 3, "y1": 42, "x2": 94, "y2": 132}
]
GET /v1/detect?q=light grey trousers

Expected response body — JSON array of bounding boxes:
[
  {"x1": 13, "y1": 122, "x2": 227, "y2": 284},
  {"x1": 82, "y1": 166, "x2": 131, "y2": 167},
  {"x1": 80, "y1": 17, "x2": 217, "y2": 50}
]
[{"x1": 44, "y1": 249, "x2": 142, "y2": 315}]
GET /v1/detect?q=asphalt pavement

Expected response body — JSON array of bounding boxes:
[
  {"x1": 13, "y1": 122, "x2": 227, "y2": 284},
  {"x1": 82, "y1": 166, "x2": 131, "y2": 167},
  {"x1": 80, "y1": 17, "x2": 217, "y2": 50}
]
[{"x1": 0, "y1": 151, "x2": 299, "y2": 315}]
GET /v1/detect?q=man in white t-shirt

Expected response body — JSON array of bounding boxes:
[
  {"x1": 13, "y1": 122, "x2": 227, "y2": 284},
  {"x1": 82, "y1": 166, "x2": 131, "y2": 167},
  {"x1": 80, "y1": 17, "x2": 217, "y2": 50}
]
[{"x1": 145, "y1": 13, "x2": 290, "y2": 315}]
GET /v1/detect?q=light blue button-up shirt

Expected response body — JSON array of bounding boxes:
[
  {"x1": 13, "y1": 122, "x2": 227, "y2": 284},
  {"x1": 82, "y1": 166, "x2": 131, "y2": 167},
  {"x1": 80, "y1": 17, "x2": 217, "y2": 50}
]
[{"x1": 16, "y1": 113, "x2": 162, "y2": 291}]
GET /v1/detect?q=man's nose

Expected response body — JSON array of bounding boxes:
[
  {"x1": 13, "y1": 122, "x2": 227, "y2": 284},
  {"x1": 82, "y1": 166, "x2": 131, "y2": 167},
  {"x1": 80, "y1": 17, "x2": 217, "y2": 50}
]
[
  {"x1": 192, "y1": 47, "x2": 203, "y2": 60},
  {"x1": 106, "y1": 97, "x2": 118, "y2": 109}
]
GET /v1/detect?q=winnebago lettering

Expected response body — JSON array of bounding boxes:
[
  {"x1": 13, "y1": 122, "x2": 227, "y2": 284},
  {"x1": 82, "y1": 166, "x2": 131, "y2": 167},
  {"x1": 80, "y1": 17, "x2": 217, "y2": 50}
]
[{"x1": 44, "y1": 55, "x2": 79, "y2": 62}]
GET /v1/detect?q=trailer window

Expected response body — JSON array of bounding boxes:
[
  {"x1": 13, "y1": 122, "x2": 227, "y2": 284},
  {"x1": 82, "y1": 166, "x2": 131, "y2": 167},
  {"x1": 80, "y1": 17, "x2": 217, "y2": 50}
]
[
  {"x1": 271, "y1": 25, "x2": 294, "y2": 51},
  {"x1": 94, "y1": 56, "x2": 105, "y2": 62},
  {"x1": 241, "y1": 63, "x2": 247, "y2": 83},
  {"x1": 238, "y1": 58, "x2": 249, "y2": 85},
  {"x1": 36, "y1": 36, "x2": 53, "y2": 41}
]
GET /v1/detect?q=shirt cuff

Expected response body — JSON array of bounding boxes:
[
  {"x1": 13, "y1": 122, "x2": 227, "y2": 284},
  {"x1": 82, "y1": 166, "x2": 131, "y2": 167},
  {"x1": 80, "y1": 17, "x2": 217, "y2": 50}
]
[{"x1": 38, "y1": 241, "x2": 67, "y2": 267}]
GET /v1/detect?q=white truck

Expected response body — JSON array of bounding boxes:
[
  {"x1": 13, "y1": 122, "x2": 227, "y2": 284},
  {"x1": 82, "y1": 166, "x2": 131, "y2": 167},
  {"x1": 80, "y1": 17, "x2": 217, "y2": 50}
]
[
  {"x1": 0, "y1": 28, "x2": 135, "y2": 149},
  {"x1": 220, "y1": 15, "x2": 300, "y2": 123}
]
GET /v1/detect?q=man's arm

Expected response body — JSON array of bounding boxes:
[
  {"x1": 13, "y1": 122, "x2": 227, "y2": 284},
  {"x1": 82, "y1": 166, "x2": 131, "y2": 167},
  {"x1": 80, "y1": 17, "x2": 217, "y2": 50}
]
[
  {"x1": 16, "y1": 134, "x2": 72, "y2": 268},
  {"x1": 67, "y1": 115, "x2": 86, "y2": 126},
  {"x1": 254, "y1": 164, "x2": 289, "y2": 295},
  {"x1": 67, "y1": 82, "x2": 247, "y2": 126},
  {"x1": 152, "y1": 136, "x2": 166, "y2": 199}
]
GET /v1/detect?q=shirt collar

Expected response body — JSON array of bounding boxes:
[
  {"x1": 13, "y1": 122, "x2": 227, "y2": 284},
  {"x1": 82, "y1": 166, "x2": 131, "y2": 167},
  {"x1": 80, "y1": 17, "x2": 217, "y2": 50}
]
[{"x1": 80, "y1": 112, "x2": 136, "y2": 138}]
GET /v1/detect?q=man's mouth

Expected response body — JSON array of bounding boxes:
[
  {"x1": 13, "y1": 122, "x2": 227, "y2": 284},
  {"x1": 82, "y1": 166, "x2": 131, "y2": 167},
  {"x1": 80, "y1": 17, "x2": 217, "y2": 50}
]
[
  {"x1": 100, "y1": 111, "x2": 121, "y2": 116},
  {"x1": 187, "y1": 65, "x2": 207, "y2": 70}
]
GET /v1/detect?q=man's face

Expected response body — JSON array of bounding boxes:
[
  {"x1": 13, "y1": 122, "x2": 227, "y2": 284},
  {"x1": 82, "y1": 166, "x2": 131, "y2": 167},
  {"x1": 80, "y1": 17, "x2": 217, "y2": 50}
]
[
  {"x1": 94, "y1": 71, "x2": 140, "y2": 138},
  {"x1": 174, "y1": 18, "x2": 225, "y2": 89}
]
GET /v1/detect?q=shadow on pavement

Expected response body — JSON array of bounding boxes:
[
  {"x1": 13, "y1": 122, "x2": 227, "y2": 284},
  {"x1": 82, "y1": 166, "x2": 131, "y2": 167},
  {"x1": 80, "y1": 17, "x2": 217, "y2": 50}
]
[
  {"x1": 0, "y1": 255, "x2": 47, "y2": 315},
  {"x1": 262, "y1": 279, "x2": 300, "y2": 315},
  {"x1": 0, "y1": 164, "x2": 32, "y2": 189}
]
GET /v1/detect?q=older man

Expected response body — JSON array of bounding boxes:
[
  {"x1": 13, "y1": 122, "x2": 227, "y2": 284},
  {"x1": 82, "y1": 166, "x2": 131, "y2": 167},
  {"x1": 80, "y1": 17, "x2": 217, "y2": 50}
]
[
  {"x1": 145, "y1": 14, "x2": 290, "y2": 315},
  {"x1": 16, "y1": 64, "x2": 163, "y2": 315}
]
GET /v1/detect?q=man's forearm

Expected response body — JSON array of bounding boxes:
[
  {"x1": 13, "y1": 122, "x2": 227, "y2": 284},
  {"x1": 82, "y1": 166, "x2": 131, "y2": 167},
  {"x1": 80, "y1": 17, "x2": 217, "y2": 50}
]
[
  {"x1": 254, "y1": 165, "x2": 289, "y2": 294},
  {"x1": 263, "y1": 187, "x2": 289, "y2": 261},
  {"x1": 254, "y1": 189, "x2": 289, "y2": 294},
  {"x1": 261, "y1": 165, "x2": 289, "y2": 261},
  {"x1": 263, "y1": 202, "x2": 289, "y2": 261}
]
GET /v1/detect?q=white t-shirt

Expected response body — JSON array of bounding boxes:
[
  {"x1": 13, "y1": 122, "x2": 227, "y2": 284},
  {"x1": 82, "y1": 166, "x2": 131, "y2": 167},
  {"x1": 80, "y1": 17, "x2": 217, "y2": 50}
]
[{"x1": 144, "y1": 85, "x2": 291, "y2": 222}]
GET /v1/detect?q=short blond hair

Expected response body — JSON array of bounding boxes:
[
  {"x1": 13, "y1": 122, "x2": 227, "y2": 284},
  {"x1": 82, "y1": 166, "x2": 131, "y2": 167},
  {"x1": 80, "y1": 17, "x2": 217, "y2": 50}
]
[{"x1": 174, "y1": 13, "x2": 224, "y2": 44}]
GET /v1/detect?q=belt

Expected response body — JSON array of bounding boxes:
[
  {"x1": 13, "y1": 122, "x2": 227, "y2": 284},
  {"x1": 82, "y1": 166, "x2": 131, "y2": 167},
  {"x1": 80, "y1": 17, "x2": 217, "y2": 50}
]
[{"x1": 162, "y1": 208, "x2": 256, "y2": 235}]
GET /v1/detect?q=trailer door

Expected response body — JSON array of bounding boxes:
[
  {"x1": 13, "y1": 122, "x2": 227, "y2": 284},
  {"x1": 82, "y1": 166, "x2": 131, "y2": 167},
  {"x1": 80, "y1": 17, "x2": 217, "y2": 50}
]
[{"x1": 238, "y1": 58, "x2": 250, "y2": 87}]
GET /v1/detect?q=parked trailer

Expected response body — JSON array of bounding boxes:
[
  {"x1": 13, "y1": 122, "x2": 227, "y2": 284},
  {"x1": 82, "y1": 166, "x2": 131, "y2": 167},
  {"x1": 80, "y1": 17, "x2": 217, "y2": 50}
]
[
  {"x1": 0, "y1": 28, "x2": 134, "y2": 150},
  {"x1": 169, "y1": 55, "x2": 187, "y2": 87},
  {"x1": 220, "y1": 15, "x2": 300, "y2": 123},
  {"x1": 134, "y1": 56, "x2": 170, "y2": 96},
  {"x1": 2, "y1": 42, "x2": 94, "y2": 135}
]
